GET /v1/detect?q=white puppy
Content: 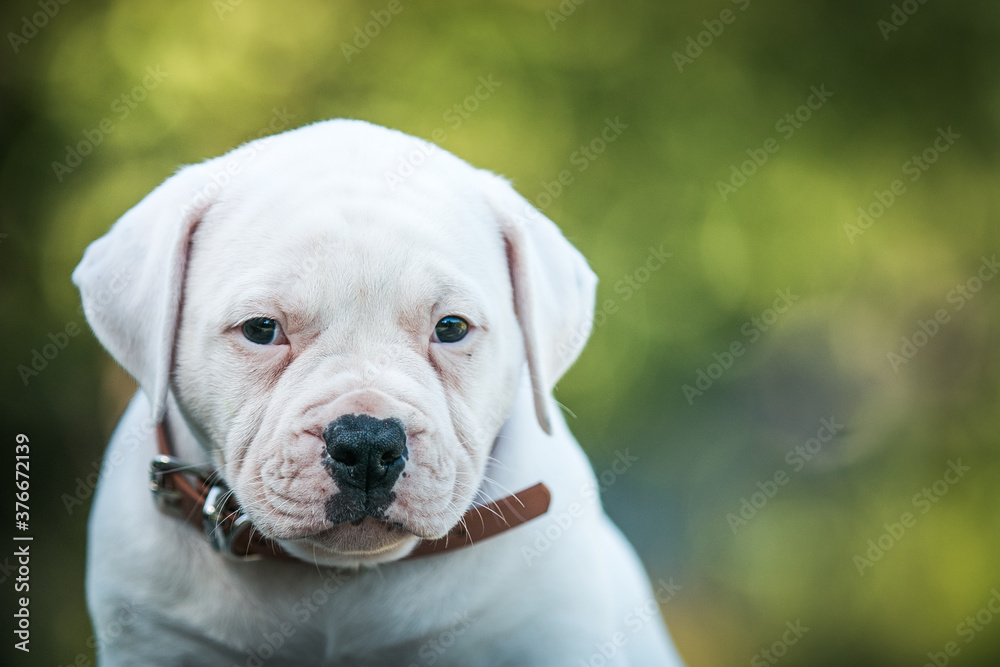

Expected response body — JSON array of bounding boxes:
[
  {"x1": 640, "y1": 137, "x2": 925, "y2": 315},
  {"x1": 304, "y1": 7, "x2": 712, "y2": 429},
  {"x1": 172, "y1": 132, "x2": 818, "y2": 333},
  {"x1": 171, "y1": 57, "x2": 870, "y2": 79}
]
[{"x1": 74, "y1": 120, "x2": 685, "y2": 666}]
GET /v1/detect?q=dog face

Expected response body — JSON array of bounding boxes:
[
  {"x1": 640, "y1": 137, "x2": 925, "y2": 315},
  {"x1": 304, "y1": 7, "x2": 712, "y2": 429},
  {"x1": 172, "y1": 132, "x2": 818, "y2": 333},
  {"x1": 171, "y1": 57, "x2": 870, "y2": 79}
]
[
  {"x1": 74, "y1": 120, "x2": 596, "y2": 564},
  {"x1": 173, "y1": 181, "x2": 525, "y2": 560}
]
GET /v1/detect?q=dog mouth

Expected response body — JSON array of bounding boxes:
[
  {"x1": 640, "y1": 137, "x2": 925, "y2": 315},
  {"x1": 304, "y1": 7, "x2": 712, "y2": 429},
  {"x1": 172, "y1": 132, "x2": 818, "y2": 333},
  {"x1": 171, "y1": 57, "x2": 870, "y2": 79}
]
[{"x1": 303, "y1": 517, "x2": 417, "y2": 557}]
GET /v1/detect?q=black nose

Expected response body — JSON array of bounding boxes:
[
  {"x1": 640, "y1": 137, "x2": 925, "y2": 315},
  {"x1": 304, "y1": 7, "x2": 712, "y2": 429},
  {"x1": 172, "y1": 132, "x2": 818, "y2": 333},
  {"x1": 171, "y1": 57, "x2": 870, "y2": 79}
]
[{"x1": 323, "y1": 414, "x2": 407, "y2": 495}]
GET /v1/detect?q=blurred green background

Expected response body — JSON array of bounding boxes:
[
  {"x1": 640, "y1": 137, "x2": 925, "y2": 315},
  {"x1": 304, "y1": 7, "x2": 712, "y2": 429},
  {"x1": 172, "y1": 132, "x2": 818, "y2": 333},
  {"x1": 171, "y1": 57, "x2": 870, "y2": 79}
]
[{"x1": 2, "y1": 0, "x2": 999, "y2": 665}]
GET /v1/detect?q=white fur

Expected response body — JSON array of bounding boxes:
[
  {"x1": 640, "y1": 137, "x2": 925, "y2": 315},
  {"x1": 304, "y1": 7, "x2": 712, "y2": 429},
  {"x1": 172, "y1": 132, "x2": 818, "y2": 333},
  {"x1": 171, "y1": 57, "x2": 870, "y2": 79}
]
[{"x1": 74, "y1": 120, "x2": 685, "y2": 665}]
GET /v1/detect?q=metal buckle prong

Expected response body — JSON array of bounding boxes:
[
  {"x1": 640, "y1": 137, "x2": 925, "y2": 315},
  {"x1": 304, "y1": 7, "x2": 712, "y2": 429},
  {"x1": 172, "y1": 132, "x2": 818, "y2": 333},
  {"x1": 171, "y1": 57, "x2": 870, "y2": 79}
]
[
  {"x1": 202, "y1": 484, "x2": 258, "y2": 559},
  {"x1": 150, "y1": 455, "x2": 260, "y2": 560},
  {"x1": 149, "y1": 455, "x2": 185, "y2": 513},
  {"x1": 150, "y1": 455, "x2": 216, "y2": 512}
]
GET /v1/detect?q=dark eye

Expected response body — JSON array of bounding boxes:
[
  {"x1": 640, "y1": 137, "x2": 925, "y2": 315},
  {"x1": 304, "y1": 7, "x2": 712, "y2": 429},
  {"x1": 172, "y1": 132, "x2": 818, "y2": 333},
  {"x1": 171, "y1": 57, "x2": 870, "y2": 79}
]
[
  {"x1": 241, "y1": 317, "x2": 283, "y2": 345},
  {"x1": 434, "y1": 316, "x2": 469, "y2": 343}
]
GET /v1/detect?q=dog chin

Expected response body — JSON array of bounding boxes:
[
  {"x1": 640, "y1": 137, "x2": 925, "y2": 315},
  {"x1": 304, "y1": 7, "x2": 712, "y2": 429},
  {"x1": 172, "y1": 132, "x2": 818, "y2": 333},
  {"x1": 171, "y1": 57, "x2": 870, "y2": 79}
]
[{"x1": 284, "y1": 519, "x2": 421, "y2": 564}]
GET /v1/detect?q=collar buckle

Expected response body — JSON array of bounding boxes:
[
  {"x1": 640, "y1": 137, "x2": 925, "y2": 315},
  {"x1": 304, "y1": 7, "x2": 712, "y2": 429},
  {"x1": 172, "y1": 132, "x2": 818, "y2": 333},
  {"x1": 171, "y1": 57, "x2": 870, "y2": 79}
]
[
  {"x1": 149, "y1": 455, "x2": 190, "y2": 514},
  {"x1": 152, "y1": 422, "x2": 551, "y2": 563},
  {"x1": 202, "y1": 484, "x2": 260, "y2": 559}
]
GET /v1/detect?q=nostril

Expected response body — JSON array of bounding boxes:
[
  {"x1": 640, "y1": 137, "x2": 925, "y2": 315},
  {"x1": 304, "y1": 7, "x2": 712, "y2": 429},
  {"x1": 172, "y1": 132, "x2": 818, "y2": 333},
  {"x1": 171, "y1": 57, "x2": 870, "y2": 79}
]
[
  {"x1": 334, "y1": 451, "x2": 358, "y2": 467},
  {"x1": 380, "y1": 447, "x2": 406, "y2": 468},
  {"x1": 322, "y1": 414, "x2": 408, "y2": 493}
]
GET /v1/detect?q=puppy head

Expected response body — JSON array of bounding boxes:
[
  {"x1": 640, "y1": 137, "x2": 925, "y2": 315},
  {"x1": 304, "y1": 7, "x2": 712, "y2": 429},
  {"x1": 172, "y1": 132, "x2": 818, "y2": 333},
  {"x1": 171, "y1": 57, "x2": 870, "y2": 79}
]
[{"x1": 73, "y1": 120, "x2": 596, "y2": 565}]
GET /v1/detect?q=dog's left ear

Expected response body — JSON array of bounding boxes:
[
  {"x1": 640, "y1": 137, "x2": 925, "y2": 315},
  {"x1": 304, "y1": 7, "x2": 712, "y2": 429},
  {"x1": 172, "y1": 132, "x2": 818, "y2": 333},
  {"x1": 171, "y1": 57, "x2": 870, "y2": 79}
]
[
  {"x1": 72, "y1": 161, "x2": 217, "y2": 423},
  {"x1": 480, "y1": 171, "x2": 598, "y2": 435}
]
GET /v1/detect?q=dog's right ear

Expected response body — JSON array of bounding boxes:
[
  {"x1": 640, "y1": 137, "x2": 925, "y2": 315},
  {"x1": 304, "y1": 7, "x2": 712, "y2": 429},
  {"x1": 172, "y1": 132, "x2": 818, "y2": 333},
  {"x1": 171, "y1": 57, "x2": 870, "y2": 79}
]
[
  {"x1": 72, "y1": 162, "x2": 217, "y2": 423},
  {"x1": 478, "y1": 171, "x2": 598, "y2": 435}
]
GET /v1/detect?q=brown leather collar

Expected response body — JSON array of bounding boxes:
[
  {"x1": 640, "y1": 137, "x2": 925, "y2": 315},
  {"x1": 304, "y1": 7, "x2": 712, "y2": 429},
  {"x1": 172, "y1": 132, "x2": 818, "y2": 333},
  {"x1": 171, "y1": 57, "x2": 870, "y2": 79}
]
[{"x1": 149, "y1": 423, "x2": 550, "y2": 563}]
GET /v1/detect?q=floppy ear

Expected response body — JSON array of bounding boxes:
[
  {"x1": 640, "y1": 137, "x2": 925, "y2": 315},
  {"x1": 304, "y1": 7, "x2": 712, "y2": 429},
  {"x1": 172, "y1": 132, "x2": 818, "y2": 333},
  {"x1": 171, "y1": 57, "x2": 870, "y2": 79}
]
[
  {"x1": 481, "y1": 172, "x2": 598, "y2": 435},
  {"x1": 72, "y1": 162, "x2": 216, "y2": 423}
]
